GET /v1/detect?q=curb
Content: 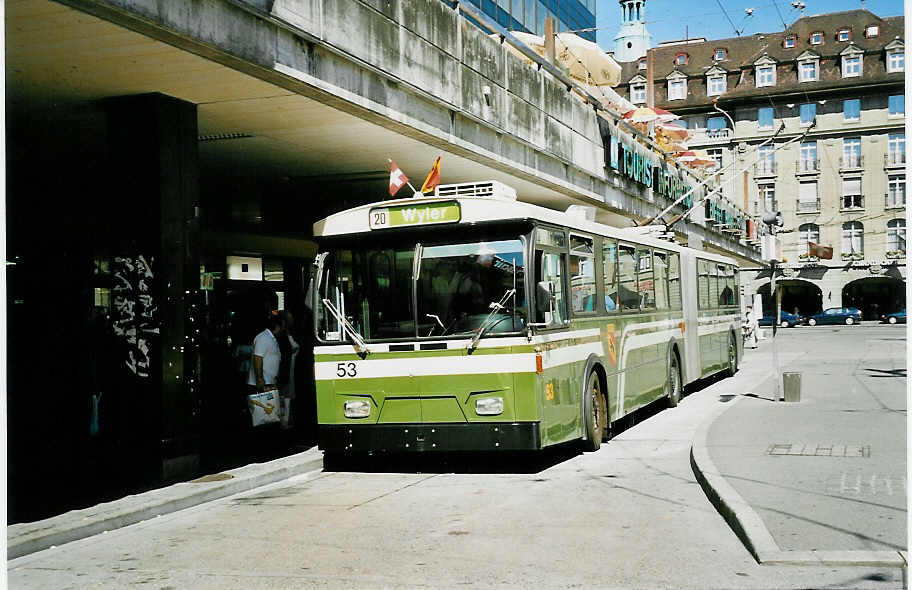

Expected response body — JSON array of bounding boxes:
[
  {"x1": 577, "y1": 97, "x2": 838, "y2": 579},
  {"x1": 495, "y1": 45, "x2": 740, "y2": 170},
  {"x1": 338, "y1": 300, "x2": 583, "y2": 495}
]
[
  {"x1": 690, "y1": 396, "x2": 906, "y2": 568},
  {"x1": 8, "y1": 448, "x2": 325, "y2": 560}
]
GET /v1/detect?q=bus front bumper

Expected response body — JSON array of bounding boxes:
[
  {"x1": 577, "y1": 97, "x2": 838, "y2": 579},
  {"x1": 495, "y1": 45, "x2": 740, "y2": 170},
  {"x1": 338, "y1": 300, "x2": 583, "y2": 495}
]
[{"x1": 318, "y1": 422, "x2": 541, "y2": 452}]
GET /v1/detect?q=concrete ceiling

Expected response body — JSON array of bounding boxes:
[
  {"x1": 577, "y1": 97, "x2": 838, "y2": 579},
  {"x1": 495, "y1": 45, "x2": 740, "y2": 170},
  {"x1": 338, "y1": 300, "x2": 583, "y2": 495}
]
[{"x1": 7, "y1": 0, "x2": 607, "y2": 216}]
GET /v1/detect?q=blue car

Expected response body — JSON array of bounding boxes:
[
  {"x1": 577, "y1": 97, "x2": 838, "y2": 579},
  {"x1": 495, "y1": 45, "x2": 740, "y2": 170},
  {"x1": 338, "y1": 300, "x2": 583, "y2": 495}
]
[
  {"x1": 881, "y1": 309, "x2": 906, "y2": 324},
  {"x1": 758, "y1": 311, "x2": 804, "y2": 328},
  {"x1": 806, "y1": 307, "x2": 862, "y2": 326}
]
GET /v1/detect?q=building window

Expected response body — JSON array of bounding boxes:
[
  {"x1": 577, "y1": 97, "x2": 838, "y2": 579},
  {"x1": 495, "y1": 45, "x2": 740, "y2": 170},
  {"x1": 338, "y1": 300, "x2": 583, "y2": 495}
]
[
  {"x1": 757, "y1": 145, "x2": 775, "y2": 174},
  {"x1": 864, "y1": 24, "x2": 879, "y2": 38},
  {"x1": 799, "y1": 60, "x2": 818, "y2": 82},
  {"x1": 798, "y1": 181, "x2": 819, "y2": 212},
  {"x1": 756, "y1": 65, "x2": 775, "y2": 87},
  {"x1": 842, "y1": 137, "x2": 861, "y2": 167},
  {"x1": 784, "y1": 35, "x2": 796, "y2": 48},
  {"x1": 674, "y1": 53, "x2": 688, "y2": 66},
  {"x1": 707, "y1": 74, "x2": 726, "y2": 96},
  {"x1": 798, "y1": 223, "x2": 820, "y2": 255},
  {"x1": 759, "y1": 183, "x2": 775, "y2": 211},
  {"x1": 841, "y1": 221, "x2": 864, "y2": 255},
  {"x1": 706, "y1": 148, "x2": 722, "y2": 170},
  {"x1": 668, "y1": 79, "x2": 686, "y2": 100},
  {"x1": 842, "y1": 54, "x2": 861, "y2": 77},
  {"x1": 889, "y1": 94, "x2": 904, "y2": 116},
  {"x1": 810, "y1": 32, "x2": 823, "y2": 45},
  {"x1": 799, "y1": 141, "x2": 817, "y2": 171},
  {"x1": 630, "y1": 83, "x2": 646, "y2": 103},
  {"x1": 799, "y1": 103, "x2": 816, "y2": 125},
  {"x1": 887, "y1": 176, "x2": 906, "y2": 208},
  {"x1": 714, "y1": 48, "x2": 726, "y2": 61},
  {"x1": 837, "y1": 28, "x2": 851, "y2": 42},
  {"x1": 758, "y1": 107, "x2": 774, "y2": 130},
  {"x1": 888, "y1": 133, "x2": 905, "y2": 163},
  {"x1": 886, "y1": 219, "x2": 906, "y2": 254},
  {"x1": 842, "y1": 178, "x2": 863, "y2": 209},
  {"x1": 888, "y1": 49, "x2": 904, "y2": 73},
  {"x1": 843, "y1": 98, "x2": 861, "y2": 121}
]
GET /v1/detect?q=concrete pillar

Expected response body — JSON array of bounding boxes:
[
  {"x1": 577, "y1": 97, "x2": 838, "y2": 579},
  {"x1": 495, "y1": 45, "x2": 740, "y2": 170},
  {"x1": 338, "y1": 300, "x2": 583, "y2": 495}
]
[{"x1": 103, "y1": 93, "x2": 201, "y2": 485}]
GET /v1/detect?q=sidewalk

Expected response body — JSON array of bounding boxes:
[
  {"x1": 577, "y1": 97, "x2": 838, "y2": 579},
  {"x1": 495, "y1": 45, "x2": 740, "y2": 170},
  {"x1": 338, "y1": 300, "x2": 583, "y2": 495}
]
[
  {"x1": 690, "y1": 327, "x2": 907, "y2": 566},
  {"x1": 7, "y1": 447, "x2": 324, "y2": 560}
]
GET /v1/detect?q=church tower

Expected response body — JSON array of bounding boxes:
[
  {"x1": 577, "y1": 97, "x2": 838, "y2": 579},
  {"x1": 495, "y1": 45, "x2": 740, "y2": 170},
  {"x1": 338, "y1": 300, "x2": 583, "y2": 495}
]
[{"x1": 614, "y1": 0, "x2": 652, "y2": 62}]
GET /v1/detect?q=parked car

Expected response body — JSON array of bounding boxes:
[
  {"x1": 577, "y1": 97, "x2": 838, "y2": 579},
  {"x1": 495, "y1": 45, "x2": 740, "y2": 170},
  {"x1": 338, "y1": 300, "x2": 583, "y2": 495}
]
[
  {"x1": 881, "y1": 309, "x2": 906, "y2": 324},
  {"x1": 757, "y1": 311, "x2": 804, "y2": 328},
  {"x1": 806, "y1": 307, "x2": 862, "y2": 326}
]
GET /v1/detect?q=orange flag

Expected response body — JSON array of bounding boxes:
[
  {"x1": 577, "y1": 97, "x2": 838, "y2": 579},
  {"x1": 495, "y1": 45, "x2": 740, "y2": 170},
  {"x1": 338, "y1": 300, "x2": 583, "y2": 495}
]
[{"x1": 420, "y1": 156, "x2": 442, "y2": 194}]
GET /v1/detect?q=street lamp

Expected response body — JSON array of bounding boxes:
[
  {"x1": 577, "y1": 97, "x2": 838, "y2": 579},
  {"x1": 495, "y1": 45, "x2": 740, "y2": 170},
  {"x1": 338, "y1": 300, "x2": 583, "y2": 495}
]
[{"x1": 762, "y1": 210, "x2": 784, "y2": 400}]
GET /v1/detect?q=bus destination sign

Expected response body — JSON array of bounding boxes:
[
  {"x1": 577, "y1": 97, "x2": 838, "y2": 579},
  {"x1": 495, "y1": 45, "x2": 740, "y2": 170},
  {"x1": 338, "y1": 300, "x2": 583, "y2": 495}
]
[{"x1": 369, "y1": 201, "x2": 461, "y2": 229}]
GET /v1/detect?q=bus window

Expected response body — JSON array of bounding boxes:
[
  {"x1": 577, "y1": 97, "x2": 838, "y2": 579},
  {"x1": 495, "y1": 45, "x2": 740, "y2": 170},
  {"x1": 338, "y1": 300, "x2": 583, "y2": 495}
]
[
  {"x1": 538, "y1": 251, "x2": 567, "y2": 326},
  {"x1": 536, "y1": 228, "x2": 566, "y2": 248},
  {"x1": 732, "y1": 267, "x2": 740, "y2": 307},
  {"x1": 654, "y1": 251, "x2": 669, "y2": 310},
  {"x1": 697, "y1": 259, "x2": 710, "y2": 309},
  {"x1": 715, "y1": 264, "x2": 729, "y2": 306},
  {"x1": 708, "y1": 263, "x2": 721, "y2": 308},
  {"x1": 719, "y1": 265, "x2": 735, "y2": 306},
  {"x1": 570, "y1": 235, "x2": 596, "y2": 313},
  {"x1": 602, "y1": 239, "x2": 618, "y2": 312},
  {"x1": 668, "y1": 253, "x2": 682, "y2": 309},
  {"x1": 637, "y1": 247, "x2": 655, "y2": 310},
  {"x1": 617, "y1": 244, "x2": 639, "y2": 311}
]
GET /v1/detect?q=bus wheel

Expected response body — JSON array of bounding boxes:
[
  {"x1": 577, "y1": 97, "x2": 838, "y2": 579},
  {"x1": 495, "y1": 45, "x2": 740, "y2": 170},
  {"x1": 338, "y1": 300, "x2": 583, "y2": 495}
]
[
  {"x1": 725, "y1": 333, "x2": 738, "y2": 377},
  {"x1": 583, "y1": 371, "x2": 606, "y2": 451},
  {"x1": 665, "y1": 351, "x2": 682, "y2": 408}
]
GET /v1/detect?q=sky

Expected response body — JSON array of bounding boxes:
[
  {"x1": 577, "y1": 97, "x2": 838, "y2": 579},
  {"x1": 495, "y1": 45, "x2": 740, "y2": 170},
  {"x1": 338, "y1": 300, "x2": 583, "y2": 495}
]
[{"x1": 595, "y1": 0, "x2": 906, "y2": 50}]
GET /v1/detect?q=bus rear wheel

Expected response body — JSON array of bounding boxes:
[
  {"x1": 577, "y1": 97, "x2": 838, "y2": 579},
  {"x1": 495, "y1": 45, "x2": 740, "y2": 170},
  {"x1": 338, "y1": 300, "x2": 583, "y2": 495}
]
[
  {"x1": 725, "y1": 333, "x2": 738, "y2": 377},
  {"x1": 665, "y1": 351, "x2": 682, "y2": 408},
  {"x1": 583, "y1": 371, "x2": 607, "y2": 451}
]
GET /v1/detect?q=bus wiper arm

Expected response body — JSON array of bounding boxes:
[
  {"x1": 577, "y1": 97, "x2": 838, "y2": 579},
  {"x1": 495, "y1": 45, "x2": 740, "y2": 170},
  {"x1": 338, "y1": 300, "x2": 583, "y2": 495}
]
[
  {"x1": 467, "y1": 288, "x2": 516, "y2": 354},
  {"x1": 322, "y1": 298, "x2": 372, "y2": 357}
]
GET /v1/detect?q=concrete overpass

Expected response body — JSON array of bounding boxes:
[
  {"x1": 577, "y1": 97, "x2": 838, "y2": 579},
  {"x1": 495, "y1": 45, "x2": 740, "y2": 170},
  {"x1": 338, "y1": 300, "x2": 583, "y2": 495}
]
[{"x1": 9, "y1": 0, "x2": 760, "y2": 262}]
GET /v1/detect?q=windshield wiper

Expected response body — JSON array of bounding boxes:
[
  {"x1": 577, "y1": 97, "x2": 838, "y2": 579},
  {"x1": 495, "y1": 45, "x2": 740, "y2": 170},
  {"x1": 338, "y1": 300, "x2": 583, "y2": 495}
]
[
  {"x1": 426, "y1": 313, "x2": 447, "y2": 336},
  {"x1": 322, "y1": 298, "x2": 372, "y2": 358},
  {"x1": 467, "y1": 288, "x2": 516, "y2": 354}
]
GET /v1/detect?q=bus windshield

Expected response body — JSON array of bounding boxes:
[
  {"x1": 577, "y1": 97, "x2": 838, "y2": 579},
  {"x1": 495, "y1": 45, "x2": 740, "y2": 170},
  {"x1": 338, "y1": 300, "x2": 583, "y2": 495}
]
[{"x1": 317, "y1": 237, "x2": 526, "y2": 342}]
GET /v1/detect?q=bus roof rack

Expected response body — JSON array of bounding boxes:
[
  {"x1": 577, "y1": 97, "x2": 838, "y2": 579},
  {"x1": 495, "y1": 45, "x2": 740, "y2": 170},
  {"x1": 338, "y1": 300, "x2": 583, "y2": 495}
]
[{"x1": 434, "y1": 181, "x2": 517, "y2": 201}]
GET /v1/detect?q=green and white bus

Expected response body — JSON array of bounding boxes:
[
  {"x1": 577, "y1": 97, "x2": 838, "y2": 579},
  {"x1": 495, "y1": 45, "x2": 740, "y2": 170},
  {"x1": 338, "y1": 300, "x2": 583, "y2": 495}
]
[{"x1": 311, "y1": 181, "x2": 741, "y2": 453}]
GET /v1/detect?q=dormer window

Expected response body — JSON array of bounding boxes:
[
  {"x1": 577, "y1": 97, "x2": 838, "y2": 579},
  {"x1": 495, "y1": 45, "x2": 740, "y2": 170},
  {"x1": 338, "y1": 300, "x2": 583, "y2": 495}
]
[
  {"x1": 841, "y1": 47, "x2": 863, "y2": 78},
  {"x1": 707, "y1": 73, "x2": 726, "y2": 96},
  {"x1": 865, "y1": 24, "x2": 879, "y2": 38},
  {"x1": 810, "y1": 32, "x2": 823, "y2": 45},
  {"x1": 754, "y1": 55, "x2": 777, "y2": 88},
  {"x1": 630, "y1": 84, "x2": 646, "y2": 104},
  {"x1": 666, "y1": 72, "x2": 688, "y2": 100},
  {"x1": 638, "y1": 58, "x2": 647, "y2": 70},
  {"x1": 674, "y1": 53, "x2": 688, "y2": 66},
  {"x1": 784, "y1": 35, "x2": 796, "y2": 48},
  {"x1": 886, "y1": 40, "x2": 905, "y2": 73},
  {"x1": 837, "y1": 28, "x2": 851, "y2": 42},
  {"x1": 714, "y1": 48, "x2": 727, "y2": 61},
  {"x1": 798, "y1": 52, "x2": 820, "y2": 82}
]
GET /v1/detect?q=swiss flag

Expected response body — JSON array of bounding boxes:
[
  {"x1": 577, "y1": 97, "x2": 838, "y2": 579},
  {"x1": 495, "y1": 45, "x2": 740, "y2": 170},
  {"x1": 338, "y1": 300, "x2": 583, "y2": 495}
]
[{"x1": 388, "y1": 160, "x2": 409, "y2": 196}]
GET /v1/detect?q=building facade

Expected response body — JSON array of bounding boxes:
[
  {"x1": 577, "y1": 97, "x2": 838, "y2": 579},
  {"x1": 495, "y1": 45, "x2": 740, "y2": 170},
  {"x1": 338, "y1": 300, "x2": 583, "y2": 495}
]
[
  {"x1": 459, "y1": 0, "x2": 596, "y2": 41},
  {"x1": 617, "y1": 9, "x2": 906, "y2": 318}
]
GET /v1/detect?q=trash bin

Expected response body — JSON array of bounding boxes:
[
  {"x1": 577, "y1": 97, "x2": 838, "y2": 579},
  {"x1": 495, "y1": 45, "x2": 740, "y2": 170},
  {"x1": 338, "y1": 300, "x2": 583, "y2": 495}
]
[{"x1": 783, "y1": 372, "x2": 801, "y2": 402}]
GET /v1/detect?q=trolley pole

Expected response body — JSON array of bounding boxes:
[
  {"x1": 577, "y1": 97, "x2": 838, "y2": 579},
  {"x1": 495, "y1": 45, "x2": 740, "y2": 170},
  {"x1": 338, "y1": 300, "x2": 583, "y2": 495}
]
[{"x1": 762, "y1": 211, "x2": 784, "y2": 401}]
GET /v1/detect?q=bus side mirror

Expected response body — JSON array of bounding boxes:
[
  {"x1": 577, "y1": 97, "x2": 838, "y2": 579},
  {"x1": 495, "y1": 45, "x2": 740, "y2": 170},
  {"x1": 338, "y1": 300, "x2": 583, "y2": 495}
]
[{"x1": 536, "y1": 281, "x2": 554, "y2": 314}]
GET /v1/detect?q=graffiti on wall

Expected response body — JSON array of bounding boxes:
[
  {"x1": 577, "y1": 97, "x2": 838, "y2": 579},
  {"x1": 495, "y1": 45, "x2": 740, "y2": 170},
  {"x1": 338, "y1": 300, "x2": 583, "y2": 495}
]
[{"x1": 112, "y1": 255, "x2": 159, "y2": 378}]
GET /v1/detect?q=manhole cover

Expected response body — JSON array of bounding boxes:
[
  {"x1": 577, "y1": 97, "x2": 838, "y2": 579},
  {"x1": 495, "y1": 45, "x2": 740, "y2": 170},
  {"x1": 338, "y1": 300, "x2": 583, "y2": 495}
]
[
  {"x1": 766, "y1": 443, "x2": 870, "y2": 457},
  {"x1": 190, "y1": 473, "x2": 235, "y2": 483}
]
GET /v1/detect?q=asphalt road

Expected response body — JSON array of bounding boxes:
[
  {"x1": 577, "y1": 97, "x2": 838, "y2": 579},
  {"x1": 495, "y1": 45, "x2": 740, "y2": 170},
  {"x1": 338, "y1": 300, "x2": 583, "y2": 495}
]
[{"x1": 8, "y1": 324, "x2": 906, "y2": 589}]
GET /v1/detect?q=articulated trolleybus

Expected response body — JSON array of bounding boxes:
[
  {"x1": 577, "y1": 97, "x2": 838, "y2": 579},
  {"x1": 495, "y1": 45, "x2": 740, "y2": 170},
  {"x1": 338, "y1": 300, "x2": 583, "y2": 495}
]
[{"x1": 312, "y1": 181, "x2": 741, "y2": 454}]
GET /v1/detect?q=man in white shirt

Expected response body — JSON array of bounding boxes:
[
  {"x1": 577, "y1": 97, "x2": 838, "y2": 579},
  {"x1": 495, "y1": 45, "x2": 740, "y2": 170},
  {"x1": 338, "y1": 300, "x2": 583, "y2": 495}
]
[{"x1": 248, "y1": 311, "x2": 286, "y2": 392}]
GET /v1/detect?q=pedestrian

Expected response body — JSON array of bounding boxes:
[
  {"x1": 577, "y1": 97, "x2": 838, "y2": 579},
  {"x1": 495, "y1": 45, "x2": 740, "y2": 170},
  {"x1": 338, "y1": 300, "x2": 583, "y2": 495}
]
[
  {"x1": 248, "y1": 310, "x2": 286, "y2": 394},
  {"x1": 743, "y1": 305, "x2": 759, "y2": 349},
  {"x1": 276, "y1": 311, "x2": 300, "y2": 429}
]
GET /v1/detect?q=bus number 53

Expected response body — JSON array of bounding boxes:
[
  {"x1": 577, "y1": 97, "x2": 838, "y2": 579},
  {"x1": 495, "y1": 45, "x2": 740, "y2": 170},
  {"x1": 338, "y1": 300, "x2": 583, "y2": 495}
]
[{"x1": 336, "y1": 362, "x2": 357, "y2": 377}]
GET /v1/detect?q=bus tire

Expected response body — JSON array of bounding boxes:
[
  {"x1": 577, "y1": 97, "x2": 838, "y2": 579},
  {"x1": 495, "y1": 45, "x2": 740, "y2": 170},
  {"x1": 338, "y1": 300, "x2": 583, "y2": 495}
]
[
  {"x1": 665, "y1": 349, "x2": 682, "y2": 408},
  {"x1": 582, "y1": 370, "x2": 606, "y2": 452},
  {"x1": 725, "y1": 332, "x2": 738, "y2": 377}
]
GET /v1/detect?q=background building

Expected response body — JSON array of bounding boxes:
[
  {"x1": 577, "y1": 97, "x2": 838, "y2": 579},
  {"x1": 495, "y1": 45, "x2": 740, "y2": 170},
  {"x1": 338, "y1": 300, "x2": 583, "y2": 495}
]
[
  {"x1": 618, "y1": 9, "x2": 906, "y2": 317},
  {"x1": 614, "y1": 0, "x2": 651, "y2": 62}
]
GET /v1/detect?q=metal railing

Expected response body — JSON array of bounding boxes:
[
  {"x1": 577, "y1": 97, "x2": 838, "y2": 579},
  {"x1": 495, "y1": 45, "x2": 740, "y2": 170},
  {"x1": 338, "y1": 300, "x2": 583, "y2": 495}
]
[
  {"x1": 885, "y1": 152, "x2": 906, "y2": 167},
  {"x1": 840, "y1": 195, "x2": 864, "y2": 210},
  {"x1": 885, "y1": 192, "x2": 906, "y2": 209},
  {"x1": 690, "y1": 128, "x2": 732, "y2": 143},
  {"x1": 754, "y1": 161, "x2": 777, "y2": 176},
  {"x1": 839, "y1": 155, "x2": 864, "y2": 170},
  {"x1": 796, "y1": 158, "x2": 819, "y2": 173},
  {"x1": 796, "y1": 198, "x2": 820, "y2": 213}
]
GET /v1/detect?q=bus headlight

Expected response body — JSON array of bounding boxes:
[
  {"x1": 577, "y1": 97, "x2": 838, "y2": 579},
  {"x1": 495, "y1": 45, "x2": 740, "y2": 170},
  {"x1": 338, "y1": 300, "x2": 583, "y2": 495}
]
[
  {"x1": 475, "y1": 397, "x2": 504, "y2": 416},
  {"x1": 343, "y1": 400, "x2": 371, "y2": 418}
]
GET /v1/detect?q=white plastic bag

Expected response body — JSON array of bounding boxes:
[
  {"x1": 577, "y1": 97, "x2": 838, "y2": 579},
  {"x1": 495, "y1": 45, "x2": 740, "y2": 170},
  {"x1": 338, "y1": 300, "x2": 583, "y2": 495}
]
[{"x1": 247, "y1": 389, "x2": 281, "y2": 427}]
